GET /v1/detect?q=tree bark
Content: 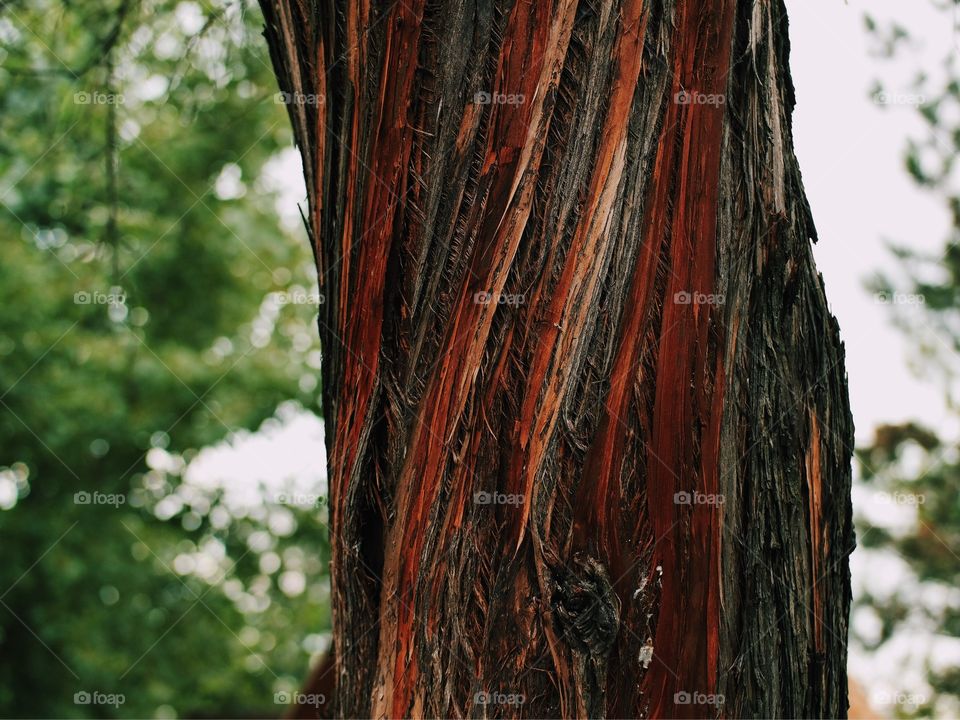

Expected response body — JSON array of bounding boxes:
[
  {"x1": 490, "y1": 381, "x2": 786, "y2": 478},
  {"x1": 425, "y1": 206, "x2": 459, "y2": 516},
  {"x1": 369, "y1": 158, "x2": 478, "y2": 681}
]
[{"x1": 259, "y1": 1, "x2": 854, "y2": 717}]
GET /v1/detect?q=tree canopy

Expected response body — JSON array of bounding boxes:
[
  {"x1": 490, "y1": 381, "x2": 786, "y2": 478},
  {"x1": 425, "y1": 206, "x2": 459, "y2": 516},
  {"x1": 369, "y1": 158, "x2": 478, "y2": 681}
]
[
  {"x1": 0, "y1": 1, "x2": 331, "y2": 716},
  {"x1": 855, "y1": 5, "x2": 960, "y2": 717}
]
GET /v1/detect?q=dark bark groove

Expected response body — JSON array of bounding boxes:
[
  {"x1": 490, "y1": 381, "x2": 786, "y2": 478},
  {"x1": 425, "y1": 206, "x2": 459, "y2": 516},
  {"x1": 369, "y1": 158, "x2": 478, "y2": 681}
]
[{"x1": 260, "y1": 1, "x2": 854, "y2": 717}]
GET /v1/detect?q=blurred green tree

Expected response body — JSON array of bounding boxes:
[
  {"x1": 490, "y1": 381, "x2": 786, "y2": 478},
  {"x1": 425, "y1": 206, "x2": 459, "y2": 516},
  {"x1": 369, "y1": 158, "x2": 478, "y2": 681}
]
[
  {"x1": 0, "y1": 1, "x2": 330, "y2": 717},
  {"x1": 858, "y1": 5, "x2": 960, "y2": 718}
]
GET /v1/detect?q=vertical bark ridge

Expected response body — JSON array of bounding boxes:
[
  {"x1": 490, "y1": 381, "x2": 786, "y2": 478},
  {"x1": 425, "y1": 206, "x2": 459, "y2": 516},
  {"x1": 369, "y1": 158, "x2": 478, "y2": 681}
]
[
  {"x1": 505, "y1": 0, "x2": 648, "y2": 554},
  {"x1": 713, "y1": 1, "x2": 854, "y2": 717},
  {"x1": 371, "y1": 2, "x2": 580, "y2": 716}
]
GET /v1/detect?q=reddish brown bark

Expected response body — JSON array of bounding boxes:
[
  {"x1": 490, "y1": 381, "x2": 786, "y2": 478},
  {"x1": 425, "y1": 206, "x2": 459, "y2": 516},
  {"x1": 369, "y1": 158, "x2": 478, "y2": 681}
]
[{"x1": 260, "y1": 1, "x2": 854, "y2": 717}]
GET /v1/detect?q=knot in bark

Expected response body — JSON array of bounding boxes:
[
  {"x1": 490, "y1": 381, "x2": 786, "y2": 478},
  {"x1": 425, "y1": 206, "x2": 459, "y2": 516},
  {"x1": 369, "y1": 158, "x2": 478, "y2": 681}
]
[{"x1": 550, "y1": 553, "x2": 621, "y2": 658}]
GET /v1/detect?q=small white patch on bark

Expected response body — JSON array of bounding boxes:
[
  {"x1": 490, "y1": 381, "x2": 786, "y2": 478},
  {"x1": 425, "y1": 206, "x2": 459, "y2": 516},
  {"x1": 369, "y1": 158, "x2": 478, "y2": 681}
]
[{"x1": 638, "y1": 640, "x2": 655, "y2": 669}]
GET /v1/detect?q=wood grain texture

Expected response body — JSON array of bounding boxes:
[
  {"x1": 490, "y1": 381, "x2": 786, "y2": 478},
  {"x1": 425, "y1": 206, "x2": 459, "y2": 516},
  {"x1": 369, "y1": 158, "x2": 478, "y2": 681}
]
[{"x1": 260, "y1": 0, "x2": 854, "y2": 717}]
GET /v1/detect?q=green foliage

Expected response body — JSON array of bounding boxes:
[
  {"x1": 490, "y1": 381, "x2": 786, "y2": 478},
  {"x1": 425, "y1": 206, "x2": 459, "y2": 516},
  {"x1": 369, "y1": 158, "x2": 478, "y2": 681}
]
[
  {"x1": 0, "y1": 1, "x2": 329, "y2": 717},
  {"x1": 861, "y1": 4, "x2": 960, "y2": 717}
]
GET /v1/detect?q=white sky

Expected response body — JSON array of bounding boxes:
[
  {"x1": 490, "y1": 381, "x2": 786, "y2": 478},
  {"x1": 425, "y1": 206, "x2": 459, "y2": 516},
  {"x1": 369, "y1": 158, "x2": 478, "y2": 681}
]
[{"x1": 789, "y1": 0, "x2": 955, "y2": 443}]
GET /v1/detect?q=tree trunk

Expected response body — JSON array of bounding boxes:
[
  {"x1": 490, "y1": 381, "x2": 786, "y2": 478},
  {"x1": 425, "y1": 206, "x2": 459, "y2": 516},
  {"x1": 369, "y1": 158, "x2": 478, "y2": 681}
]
[{"x1": 259, "y1": 1, "x2": 854, "y2": 717}]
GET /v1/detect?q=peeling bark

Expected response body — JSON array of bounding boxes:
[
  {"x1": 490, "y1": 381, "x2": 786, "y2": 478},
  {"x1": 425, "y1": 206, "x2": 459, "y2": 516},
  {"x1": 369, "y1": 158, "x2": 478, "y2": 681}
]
[{"x1": 260, "y1": 1, "x2": 854, "y2": 717}]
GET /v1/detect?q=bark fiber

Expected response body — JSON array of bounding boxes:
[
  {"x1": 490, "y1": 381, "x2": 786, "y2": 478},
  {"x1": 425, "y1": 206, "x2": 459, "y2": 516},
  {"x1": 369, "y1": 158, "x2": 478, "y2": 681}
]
[{"x1": 260, "y1": 1, "x2": 854, "y2": 717}]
